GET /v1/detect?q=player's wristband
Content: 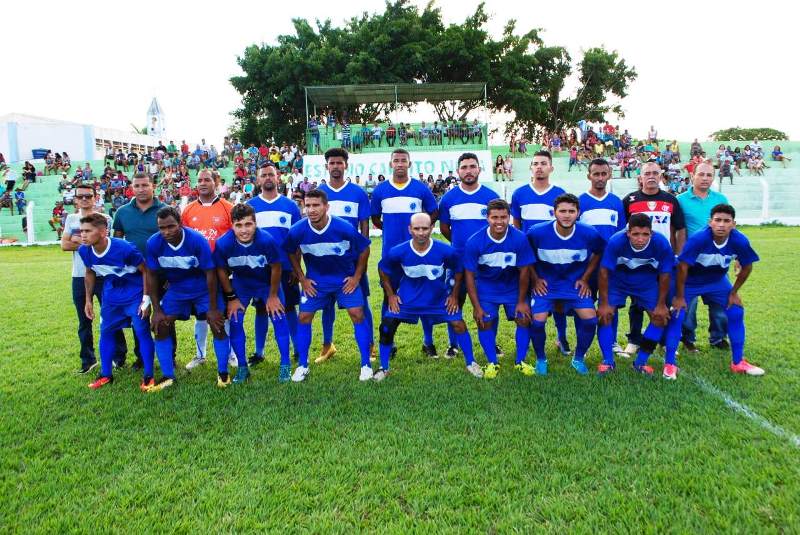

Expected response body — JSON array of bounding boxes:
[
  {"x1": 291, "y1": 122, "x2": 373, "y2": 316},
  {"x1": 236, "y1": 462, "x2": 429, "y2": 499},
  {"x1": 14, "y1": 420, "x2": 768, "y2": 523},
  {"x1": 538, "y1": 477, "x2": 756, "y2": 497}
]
[
  {"x1": 139, "y1": 295, "x2": 151, "y2": 312},
  {"x1": 223, "y1": 290, "x2": 238, "y2": 302}
]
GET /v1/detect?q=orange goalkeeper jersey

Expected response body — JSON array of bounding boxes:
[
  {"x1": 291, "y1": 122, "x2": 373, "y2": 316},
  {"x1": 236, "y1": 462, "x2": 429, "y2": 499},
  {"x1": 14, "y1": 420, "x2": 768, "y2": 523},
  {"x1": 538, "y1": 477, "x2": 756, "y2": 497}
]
[{"x1": 181, "y1": 197, "x2": 233, "y2": 251}]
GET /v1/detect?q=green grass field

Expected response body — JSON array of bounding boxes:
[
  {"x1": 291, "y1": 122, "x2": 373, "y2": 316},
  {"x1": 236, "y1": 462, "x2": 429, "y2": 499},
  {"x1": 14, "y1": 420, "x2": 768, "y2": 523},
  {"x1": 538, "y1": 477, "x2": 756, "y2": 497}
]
[{"x1": 1, "y1": 227, "x2": 799, "y2": 532}]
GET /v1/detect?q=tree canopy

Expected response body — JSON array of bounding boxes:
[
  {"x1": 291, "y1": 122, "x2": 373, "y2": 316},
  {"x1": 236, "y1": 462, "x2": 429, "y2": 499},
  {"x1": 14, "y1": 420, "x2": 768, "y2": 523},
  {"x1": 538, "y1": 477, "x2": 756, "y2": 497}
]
[
  {"x1": 710, "y1": 127, "x2": 789, "y2": 142},
  {"x1": 230, "y1": 0, "x2": 636, "y2": 144}
]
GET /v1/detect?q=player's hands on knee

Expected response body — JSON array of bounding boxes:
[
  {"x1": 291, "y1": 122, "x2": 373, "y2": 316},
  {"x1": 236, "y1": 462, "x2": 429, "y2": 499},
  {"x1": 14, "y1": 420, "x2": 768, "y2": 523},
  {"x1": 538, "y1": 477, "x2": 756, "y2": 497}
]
[
  {"x1": 301, "y1": 278, "x2": 317, "y2": 297},
  {"x1": 473, "y1": 306, "x2": 488, "y2": 330},
  {"x1": 727, "y1": 291, "x2": 742, "y2": 309},
  {"x1": 597, "y1": 303, "x2": 614, "y2": 325},
  {"x1": 445, "y1": 294, "x2": 459, "y2": 315},
  {"x1": 651, "y1": 304, "x2": 669, "y2": 327},
  {"x1": 226, "y1": 299, "x2": 245, "y2": 321},
  {"x1": 515, "y1": 301, "x2": 532, "y2": 322},
  {"x1": 206, "y1": 309, "x2": 225, "y2": 332},
  {"x1": 150, "y1": 310, "x2": 166, "y2": 333},
  {"x1": 138, "y1": 296, "x2": 151, "y2": 319},
  {"x1": 671, "y1": 296, "x2": 687, "y2": 312},
  {"x1": 387, "y1": 294, "x2": 401, "y2": 314},
  {"x1": 266, "y1": 295, "x2": 285, "y2": 318}
]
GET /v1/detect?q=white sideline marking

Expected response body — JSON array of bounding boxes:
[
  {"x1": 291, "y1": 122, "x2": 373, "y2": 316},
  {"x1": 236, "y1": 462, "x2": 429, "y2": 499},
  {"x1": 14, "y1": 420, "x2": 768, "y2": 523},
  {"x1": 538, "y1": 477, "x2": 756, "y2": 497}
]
[{"x1": 692, "y1": 375, "x2": 800, "y2": 449}]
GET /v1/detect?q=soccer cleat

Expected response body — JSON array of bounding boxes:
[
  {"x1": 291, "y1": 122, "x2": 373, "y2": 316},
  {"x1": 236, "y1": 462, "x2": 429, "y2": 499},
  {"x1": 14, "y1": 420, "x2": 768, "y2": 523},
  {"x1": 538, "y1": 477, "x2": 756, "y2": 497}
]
[
  {"x1": 633, "y1": 364, "x2": 654, "y2": 377},
  {"x1": 495, "y1": 345, "x2": 505, "y2": 358},
  {"x1": 535, "y1": 360, "x2": 548, "y2": 376},
  {"x1": 78, "y1": 362, "x2": 98, "y2": 374},
  {"x1": 248, "y1": 353, "x2": 265, "y2": 366},
  {"x1": 612, "y1": 343, "x2": 628, "y2": 358},
  {"x1": 484, "y1": 363, "x2": 499, "y2": 379},
  {"x1": 314, "y1": 343, "x2": 337, "y2": 364},
  {"x1": 217, "y1": 372, "x2": 232, "y2": 388},
  {"x1": 373, "y1": 368, "x2": 391, "y2": 382},
  {"x1": 681, "y1": 340, "x2": 699, "y2": 354},
  {"x1": 445, "y1": 345, "x2": 459, "y2": 359},
  {"x1": 571, "y1": 359, "x2": 589, "y2": 375},
  {"x1": 359, "y1": 366, "x2": 374, "y2": 381},
  {"x1": 422, "y1": 344, "x2": 439, "y2": 359},
  {"x1": 233, "y1": 367, "x2": 251, "y2": 384},
  {"x1": 711, "y1": 340, "x2": 731, "y2": 351},
  {"x1": 662, "y1": 364, "x2": 678, "y2": 380},
  {"x1": 228, "y1": 353, "x2": 238, "y2": 369},
  {"x1": 149, "y1": 377, "x2": 174, "y2": 392},
  {"x1": 597, "y1": 362, "x2": 616, "y2": 376},
  {"x1": 88, "y1": 376, "x2": 113, "y2": 390},
  {"x1": 623, "y1": 343, "x2": 639, "y2": 356},
  {"x1": 291, "y1": 366, "x2": 309, "y2": 382},
  {"x1": 185, "y1": 356, "x2": 206, "y2": 371},
  {"x1": 730, "y1": 360, "x2": 765, "y2": 376},
  {"x1": 140, "y1": 376, "x2": 155, "y2": 392},
  {"x1": 556, "y1": 338, "x2": 572, "y2": 356},
  {"x1": 278, "y1": 364, "x2": 292, "y2": 383},
  {"x1": 466, "y1": 362, "x2": 484, "y2": 378},
  {"x1": 515, "y1": 362, "x2": 535, "y2": 376}
]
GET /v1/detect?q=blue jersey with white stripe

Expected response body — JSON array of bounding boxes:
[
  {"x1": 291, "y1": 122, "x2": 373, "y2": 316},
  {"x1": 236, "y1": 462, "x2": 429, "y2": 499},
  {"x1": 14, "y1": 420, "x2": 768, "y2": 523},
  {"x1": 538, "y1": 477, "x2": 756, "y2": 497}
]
[
  {"x1": 78, "y1": 238, "x2": 144, "y2": 306},
  {"x1": 510, "y1": 183, "x2": 566, "y2": 232},
  {"x1": 318, "y1": 182, "x2": 370, "y2": 230},
  {"x1": 370, "y1": 179, "x2": 437, "y2": 256},
  {"x1": 527, "y1": 221, "x2": 604, "y2": 298},
  {"x1": 213, "y1": 228, "x2": 281, "y2": 296},
  {"x1": 283, "y1": 216, "x2": 370, "y2": 289},
  {"x1": 578, "y1": 191, "x2": 627, "y2": 242},
  {"x1": 247, "y1": 194, "x2": 302, "y2": 270},
  {"x1": 678, "y1": 227, "x2": 759, "y2": 286},
  {"x1": 145, "y1": 227, "x2": 214, "y2": 299},
  {"x1": 438, "y1": 184, "x2": 500, "y2": 251},
  {"x1": 378, "y1": 239, "x2": 461, "y2": 314},
  {"x1": 463, "y1": 226, "x2": 535, "y2": 303},
  {"x1": 600, "y1": 230, "x2": 674, "y2": 288}
]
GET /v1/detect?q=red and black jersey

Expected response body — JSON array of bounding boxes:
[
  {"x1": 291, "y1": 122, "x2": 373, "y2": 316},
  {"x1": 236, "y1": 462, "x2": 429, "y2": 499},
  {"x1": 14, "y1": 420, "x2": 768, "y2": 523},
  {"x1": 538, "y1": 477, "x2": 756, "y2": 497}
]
[{"x1": 622, "y1": 190, "x2": 685, "y2": 242}]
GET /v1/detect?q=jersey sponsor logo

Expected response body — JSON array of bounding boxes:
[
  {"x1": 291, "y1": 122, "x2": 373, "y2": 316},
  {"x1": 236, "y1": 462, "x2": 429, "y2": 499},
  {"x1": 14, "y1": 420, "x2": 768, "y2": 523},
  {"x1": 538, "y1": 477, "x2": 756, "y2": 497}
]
[
  {"x1": 299, "y1": 240, "x2": 351, "y2": 257},
  {"x1": 478, "y1": 251, "x2": 518, "y2": 269},
  {"x1": 328, "y1": 200, "x2": 360, "y2": 219},
  {"x1": 580, "y1": 208, "x2": 618, "y2": 227},
  {"x1": 381, "y1": 196, "x2": 424, "y2": 214},
  {"x1": 449, "y1": 202, "x2": 490, "y2": 221},
  {"x1": 537, "y1": 248, "x2": 588, "y2": 264},
  {"x1": 158, "y1": 256, "x2": 200, "y2": 269},
  {"x1": 401, "y1": 263, "x2": 445, "y2": 280},
  {"x1": 520, "y1": 203, "x2": 555, "y2": 223},
  {"x1": 616, "y1": 256, "x2": 659, "y2": 270},
  {"x1": 227, "y1": 255, "x2": 268, "y2": 269},
  {"x1": 255, "y1": 210, "x2": 292, "y2": 229},
  {"x1": 90, "y1": 264, "x2": 139, "y2": 277},
  {"x1": 695, "y1": 252, "x2": 736, "y2": 268}
]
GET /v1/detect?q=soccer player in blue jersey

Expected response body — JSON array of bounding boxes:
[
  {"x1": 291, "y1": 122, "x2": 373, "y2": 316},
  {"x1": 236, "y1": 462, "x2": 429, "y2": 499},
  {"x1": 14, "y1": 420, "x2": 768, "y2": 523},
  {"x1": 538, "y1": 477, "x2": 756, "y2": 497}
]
[
  {"x1": 526, "y1": 194, "x2": 604, "y2": 375},
  {"x1": 79, "y1": 214, "x2": 155, "y2": 391},
  {"x1": 438, "y1": 152, "x2": 500, "y2": 358},
  {"x1": 510, "y1": 150, "x2": 573, "y2": 355},
  {"x1": 370, "y1": 149, "x2": 440, "y2": 357},
  {"x1": 464, "y1": 199, "x2": 536, "y2": 379},
  {"x1": 145, "y1": 207, "x2": 231, "y2": 389},
  {"x1": 214, "y1": 203, "x2": 291, "y2": 384},
  {"x1": 596, "y1": 213, "x2": 677, "y2": 378},
  {"x1": 247, "y1": 163, "x2": 302, "y2": 366},
  {"x1": 316, "y1": 148, "x2": 373, "y2": 364},
  {"x1": 672, "y1": 204, "x2": 764, "y2": 376},
  {"x1": 375, "y1": 212, "x2": 484, "y2": 380},
  {"x1": 283, "y1": 189, "x2": 374, "y2": 382}
]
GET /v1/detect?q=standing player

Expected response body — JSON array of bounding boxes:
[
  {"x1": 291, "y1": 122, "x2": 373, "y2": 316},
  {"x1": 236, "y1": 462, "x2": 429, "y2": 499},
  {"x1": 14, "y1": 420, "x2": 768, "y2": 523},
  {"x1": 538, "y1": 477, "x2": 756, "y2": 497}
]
[
  {"x1": 464, "y1": 199, "x2": 535, "y2": 379},
  {"x1": 526, "y1": 194, "x2": 603, "y2": 375},
  {"x1": 214, "y1": 204, "x2": 291, "y2": 384},
  {"x1": 248, "y1": 163, "x2": 302, "y2": 365},
  {"x1": 596, "y1": 214, "x2": 677, "y2": 378},
  {"x1": 316, "y1": 148, "x2": 373, "y2": 363},
  {"x1": 283, "y1": 190, "x2": 373, "y2": 382},
  {"x1": 79, "y1": 213, "x2": 156, "y2": 390},
  {"x1": 370, "y1": 149, "x2": 439, "y2": 357},
  {"x1": 510, "y1": 150, "x2": 572, "y2": 355},
  {"x1": 376, "y1": 213, "x2": 484, "y2": 380},
  {"x1": 438, "y1": 152, "x2": 500, "y2": 359},
  {"x1": 145, "y1": 207, "x2": 231, "y2": 389},
  {"x1": 182, "y1": 169, "x2": 234, "y2": 371},
  {"x1": 672, "y1": 204, "x2": 764, "y2": 376}
]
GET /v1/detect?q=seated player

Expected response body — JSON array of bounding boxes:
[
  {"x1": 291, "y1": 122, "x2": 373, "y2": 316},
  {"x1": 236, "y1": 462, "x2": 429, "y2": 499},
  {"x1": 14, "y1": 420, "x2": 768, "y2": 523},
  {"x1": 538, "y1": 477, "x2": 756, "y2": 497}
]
[
  {"x1": 526, "y1": 194, "x2": 603, "y2": 376},
  {"x1": 596, "y1": 213, "x2": 678, "y2": 378},
  {"x1": 145, "y1": 207, "x2": 231, "y2": 389},
  {"x1": 283, "y1": 189, "x2": 374, "y2": 382},
  {"x1": 79, "y1": 213, "x2": 155, "y2": 391},
  {"x1": 214, "y1": 203, "x2": 291, "y2": 384},
  {"x1": 376, "y1": 213, "x2": 484, "y2": 381},
  {"x1": 464, "y1": 199, "x2": 536, "y2": 379},
  {"x1": 672, "y1": 204, "x2": 764, "y2": 376}
]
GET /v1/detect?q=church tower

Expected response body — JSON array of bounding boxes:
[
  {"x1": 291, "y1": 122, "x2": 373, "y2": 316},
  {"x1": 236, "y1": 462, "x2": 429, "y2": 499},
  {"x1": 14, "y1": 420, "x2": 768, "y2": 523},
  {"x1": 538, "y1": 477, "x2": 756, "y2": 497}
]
[{"x1": 146, "y1": 97, "x2": 165, "y2": 138}]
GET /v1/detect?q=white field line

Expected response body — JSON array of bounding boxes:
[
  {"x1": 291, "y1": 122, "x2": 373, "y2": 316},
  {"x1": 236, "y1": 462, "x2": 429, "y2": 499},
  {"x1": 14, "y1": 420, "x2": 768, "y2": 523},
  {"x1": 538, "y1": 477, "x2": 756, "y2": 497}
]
[{"x1": 692, "y1": 374, "x2": 800, "y2": 449}]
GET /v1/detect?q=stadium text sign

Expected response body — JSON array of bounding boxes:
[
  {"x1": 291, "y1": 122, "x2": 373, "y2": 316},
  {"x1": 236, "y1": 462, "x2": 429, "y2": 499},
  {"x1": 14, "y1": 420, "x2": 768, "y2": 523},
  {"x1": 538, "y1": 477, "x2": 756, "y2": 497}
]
[{"x1": 304, "y1": 150, "x2": 493, "y2": 181}]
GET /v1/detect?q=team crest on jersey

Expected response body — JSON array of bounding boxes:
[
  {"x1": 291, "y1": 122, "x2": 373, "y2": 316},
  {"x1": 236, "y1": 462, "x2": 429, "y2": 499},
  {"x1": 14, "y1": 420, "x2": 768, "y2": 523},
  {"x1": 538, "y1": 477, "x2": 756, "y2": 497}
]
[
  {"x1": 647, "y1": 201, "x2": 657, "y2": 211},
  {"x1": 481, "y1": 208, "x2": 488, "y2": 216},
  {"x1": 409, "y1": 201, "x2": 418, "y2": 210},
  {"x1": 661, "y1": 205, "x2": 670, "y2": 212},
  {"x1": 344, "y1": 206, "x2": 352, "y2": 213},
  {"x1": 279, "y1": 216, "x2": 287, "y2": 224}
]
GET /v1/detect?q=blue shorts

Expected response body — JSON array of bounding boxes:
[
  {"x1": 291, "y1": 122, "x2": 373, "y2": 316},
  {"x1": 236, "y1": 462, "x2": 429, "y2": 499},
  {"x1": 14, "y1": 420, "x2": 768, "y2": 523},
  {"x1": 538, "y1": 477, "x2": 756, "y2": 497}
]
[
  {"x1": 281, "y1": 270, "x2": 301, "y2": 308},
  {"x1": 100, "y1": 299, "x2": 148, "y2": 334},
  {"x1": 237, "y1": 286, "x2": 286, "y2": 309},
  {"x1": 608, "y1": 282, "x2": 659, "y2": 312},
  {"x1": 385, "y1": 308, "x2": 463, "y2": 325},
  {"x1": 161, "y1": 290, "x2": 223, "y2": 320},
  {"x1": 684, "y1": 278, "x2": 732, "y2": 308},
  {"x1": 478, "y1": 300, "x2": 517, "y2": 322},
  {"x1": 531, "y1": 295, "x2": 595, "y2": 314},
  {"x1": 299, "y1": 284, "x2": 365, "y2": 313}
]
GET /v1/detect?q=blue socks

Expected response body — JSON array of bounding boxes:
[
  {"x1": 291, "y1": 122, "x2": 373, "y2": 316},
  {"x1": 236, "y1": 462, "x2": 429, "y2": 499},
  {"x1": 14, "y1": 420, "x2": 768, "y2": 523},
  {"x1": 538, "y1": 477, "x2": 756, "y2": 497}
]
[
  {"x1": 530, "y1": 319, "x2": 547, "y2": 361},
  {"x1": 363, "y1": 302, "x2": 374, "y2": 345},
  {"x1": 132, "y1": 322, "x2": 155, "y2": 378},
  {"x1": 354, "y1": 320, "x2": 371, "y2": 367},
  {"x1": 726, "y1": 305, "x2": 745, "y2": 364},
  {"x1": 597, "y1": 323, "x2": 615, "y2": 365},
  {"x1": 285, "y1": 308, "x2": 299, "y2": 354},
  {"x1": 379, "y1": 343, "x2": 392, "y2": 371},
  {"x1": 447, "y1": 323, "x2": 459, "y2": 348},
  {"x1": 664, "y1": 309, "x2": 684, "y2": 366},
  {"x1": 254, "y1": 312, "x2": 268, "y2": 357},
  {"x1": 98, "y1": 332, "x2": 116, "y2": 378},
  {"x1": 553, "y1": 311, "x2": 568, "y2": 342},
  {"x1": 230, "y1": 310, "x2": 249, "y2": 367},
  {"x1": 154, "y1": 337, "x2": 175, "y2": 378},
  {"x1": 213, "y1": 337, "x2": 231, "y2": 374},
  {"x1": 296, "y1": 322, "x2": 312, "y2": 368},
  {"x1": 273, "y1": 315, "x2": 292, "y2": 366},
  {"x1": 477, "y1": 328, "x2": 498, "y2": 365},
  {"x1": 456, "y1": 331, "x2": 475, "y2": 365},
  {"x1": 574, "y1": 316, "x2": 597, "y2": 361},
  {"x1": 515, "y1": 325, "x2": 530, "y2": 364},
  {"x1": 321, "y1": 300, "x2": 335, "y2": 345},
  {"x1": 422, "y1": 316, "x2": 434, "y2": 346},
  {"x1": 634, "y1": 324, "x2": 664, "y2": 367}
]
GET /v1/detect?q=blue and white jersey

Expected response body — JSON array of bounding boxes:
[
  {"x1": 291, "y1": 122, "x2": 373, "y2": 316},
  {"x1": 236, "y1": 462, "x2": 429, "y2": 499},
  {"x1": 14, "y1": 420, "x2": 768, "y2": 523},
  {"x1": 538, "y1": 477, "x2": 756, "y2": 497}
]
[
  {"x1": 213, "y1": 228, "x2": 281, "y2": 296},
  {"x1": 78, "y1": 238, "x2": 144, "y2": 306},
  {"x1": 438, "y1": 184, "x2": 500, "y2": 252},
  {"x1": 283, "y1": 216, "x2": 370, "y2": 289},
  {"x1": 600, "y1": 230, "x2": 674, "y2": 288},
  {"x1": 463, "y1": 226, "x2": 535, "y2": 303},
  {"x1": 510, "y1": 183, "x2": 566, "y2": 232},
  {"x1": 578, "y1": 191, "x2": 627, "y2": 242},
  {"x1": 527, "y1": 221, "x2": 604, "y2": 298},
  {"x1": 318, "y1": 181, "x2": 370, "y2": 230},
  {"x1": 378, "y1": 239, "x2": 461, "y2": 314},
  {"x1": 678, "y1": 227, "x2": 759, "y2": 286},
  {"x1": 247, "y1": 194, "x2": 302, "y2": 271},
  {"x1": 370, "y1": 179, "x2": 437, "y2": 256},
  {"x1": 145, "y1": 227, "x2": 214, "y2": 299}
]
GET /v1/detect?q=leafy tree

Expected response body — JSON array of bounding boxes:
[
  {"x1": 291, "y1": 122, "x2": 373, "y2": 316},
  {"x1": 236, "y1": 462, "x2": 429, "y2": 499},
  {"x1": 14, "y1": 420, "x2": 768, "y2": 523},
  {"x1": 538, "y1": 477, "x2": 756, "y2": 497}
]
[{"x1": 710, "y1": 127, "x2": 788, "y2": 142}]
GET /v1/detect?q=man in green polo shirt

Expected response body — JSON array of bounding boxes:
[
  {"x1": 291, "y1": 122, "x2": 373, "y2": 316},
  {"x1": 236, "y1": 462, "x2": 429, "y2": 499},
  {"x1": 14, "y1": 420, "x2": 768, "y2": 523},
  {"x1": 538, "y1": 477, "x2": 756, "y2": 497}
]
[{"x1": 677, "y1": 162, "x2": 730, "y2": 352}]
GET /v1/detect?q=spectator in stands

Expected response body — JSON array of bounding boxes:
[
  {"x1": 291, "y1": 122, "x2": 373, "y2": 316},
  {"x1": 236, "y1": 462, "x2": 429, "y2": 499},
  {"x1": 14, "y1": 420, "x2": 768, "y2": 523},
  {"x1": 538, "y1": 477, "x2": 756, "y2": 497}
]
[
  {"x1": 772, "y1": 145, "x2": 791, "y2": 167},
  {"x1": 494, "y1": 155, "x2": 504, "y2": 180},
  {"x1": 14, "y1": 189, "x2": 26, "y2": 214},
  {"x1": 751, "y1": 138, "x2": 763, "y2": 156},
  {"x1": 21, "y1": 161, "x2": 36, "y2": 184},
  {"x1": 371, "y1": 122, "x2": 383, "y2": 147},
  {"x1": 341, "y1": 121, "x2": 352, "y2": 149},
  {"x1": 62, "y1": 184, "x2": 76, "y2": 206},
  {"x1": 417, "y1": 121, "x2": 429, "y2": 145},
  {"x1": 0, "y1": 190, "x2": 13, "y2": 214},
  {"x1": 386, "y1": 122, "x2": 397, "y2": 147},
  {"x1": 0, "y1": 152, "x2": 6, "y2": 170},
  {"x1": 82, "y1": 162, "x2": 93, "y2": 182},
  {"x1": 503, "y1": 155, "x2": 513, "y2": 180},
  {"x1": 3, "y1": 167, "x2": 17, "y2": 193},
  {"x1": 431, "y1": 121, "x2": 443, "y2": 145},
  {"x1": 648, "y1": 125, "x2": 658, "y2": 147},
  {"x1": 470, "y1": 119, "x2": 482, "y2": 144},
  {"x1": 308, "y1": 116, "x2": 321, "y2": 153},
  {"x1": 61, "y1": 152, "x2": 72, "y2": 173},
  {"x1": 50, "y1": 201, "x2": 65, "y2": 238},
  {"x1": 568, "y1": 145, "x2": 579, "y2": 172},
  {"x1": 45, "y1": 151, "x2": 57, "y2": 175}
]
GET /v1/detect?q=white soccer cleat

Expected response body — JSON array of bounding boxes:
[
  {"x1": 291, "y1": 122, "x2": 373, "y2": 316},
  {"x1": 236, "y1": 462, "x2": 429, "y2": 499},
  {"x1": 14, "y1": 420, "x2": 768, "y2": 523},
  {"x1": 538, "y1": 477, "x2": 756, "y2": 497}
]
[
  {"x1": 185, "y1": 356, "x2": 206, "y2": 370},
  {"x1": 613, "y1": 343, "x2": 628, "y2": 358},
  {"x1": 373, "y1": 368, "x2": 390, "y2": 382},
  {"x1": 466, "y1": 362, "x2": 484, "y2": 378},
  {"x1": 622, "y1": 343, "x2": 639, "y2": 357},
  {"x1": 359, "y1": 366, "x2": 374, "y2": 381},
  {"x1": 291, "y1": 366, "x2": 309, "y2": 382},
  {"x1": 228, "y1": 352, "x2": 238, "y2": 368}
]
